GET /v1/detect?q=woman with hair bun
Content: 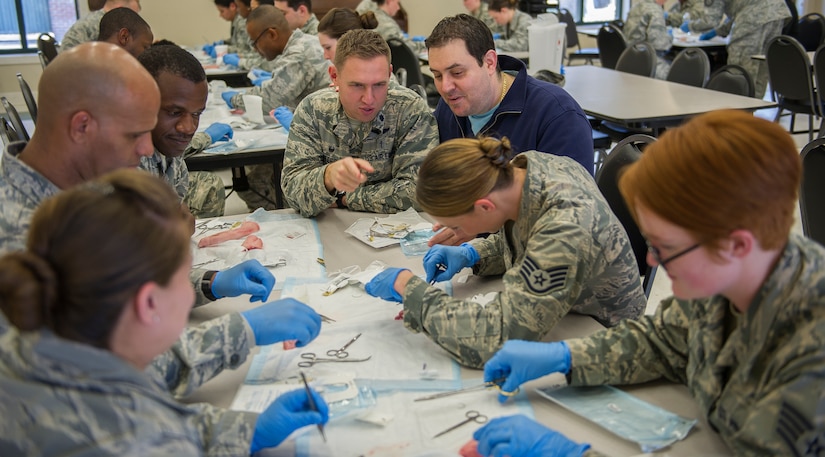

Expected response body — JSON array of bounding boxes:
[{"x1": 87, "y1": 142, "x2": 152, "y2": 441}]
[
  {"x1": 488, "y1": 0, "x2": 532, "y2": 52},
  {"x1": 365, "y1": 137, "x2": 646, "y2": 368},
  {"x1": 317, "y1": 7, "x2": 379, "y2": 61},
  {"x1": 0, "y1": 169, "x2": 328, "y2": 455}
]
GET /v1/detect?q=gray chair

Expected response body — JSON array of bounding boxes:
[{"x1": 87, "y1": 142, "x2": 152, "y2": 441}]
[
  {"x1": 596, "y1": 24, "x2": 626, "y2": 70},
  {"x1": 704, "y1": 64, "x2": 755, "y2": 97},
  {"x1": 387, "y1": 38, "x2": 425, "y2": 88},
  {"x1": 595, "y1": 134, "x2": 658, "y2": 297},
  {"x1": 800, "y1": 137, "x2": 825, "y2": 246},
  {"x1": 615, "y1": 42, "x2": 657, "y2": 77},
  {"x1": 797, "y1": 12, "x2": 825, "y2": 51},
  {"x1": 558, "y1": 8, "x2": 598, "y2": 65},
  {"x1": 37, "y1": 33, "x2": 59, "y2": 66},
  {"x1": 16, "y1": 73, "x2": 37, "y2": 125},
  {"x1": 1, "y1": 97, "x2": 29, "y2": 142},
  {"x1": 766, "y1": 35, "x2": 818, "y2": 141},
  {"x1": 813, "y1": 44, "x2": 825, "y2": 137},
  {"x1": 667, "y1": 48, "x2": 710, "y2": 87}
]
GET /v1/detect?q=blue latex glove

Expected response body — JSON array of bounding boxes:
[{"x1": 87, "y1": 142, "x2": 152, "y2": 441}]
[
  {"x1": 699, "y1": 29, "x2": 717, "y2": 41},
  {"x1": 492, "y1": 33, "x2": 502, "y2": 40},
  {"x1": 250, "y1": 387, "x2": 329, "y2": 453},
  {"x1": 251, "y1": 68, "x2": 272, "y2": 79},
  {"x1": 411, "y1": 35, "x2": 426, "y2": 42},
  {"x1": 402, "y1": 32, "x2": 409, "y2": 39},
  {"x1": 252, "y1": 75, "x2": 272, "y2": 86},
  {"x1": 202, "y1": 43, "x2": 216, "y2": 58},
  {"x1": 222, "y1": 53, "x2": 240, "y2": 67},
  {"x1": 273, "y1": 106, "x2": 293, "y2": 132},
  {"x1": 240, "y1": 298, "x2": 322, "y2": 346},
  {"x1": 663, "y1": 11, "x2": 668, "y2": 20},
  {"x1": 423, "y1": 243, "x2": 479, "y2": 283},
  {"x1": 484, "y1": 340, "x2": 571, "y2": 402},
  {"x1": 211, "y1": 259, "x2": 275, "y2": 302},
  {"x1": 204, "y1": 122, "x2": 233, "y2": 143},
  {"x1": 364, "y1": 268, "x2": 409, "y2": 302},
  {"x1": 474, "y1": 415, "x2": 590, "y2": 457},
  {"x1": 680, "y1": 21, "x2": 690, "y2": 33},
  {"x1": 221, "y1": 90, "x2": 238, "y2": 108}
]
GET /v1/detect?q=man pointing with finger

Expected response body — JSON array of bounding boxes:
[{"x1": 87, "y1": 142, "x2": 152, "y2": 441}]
[{"x1": 281, "y1": 29, "x2": 438, "y2": 217}]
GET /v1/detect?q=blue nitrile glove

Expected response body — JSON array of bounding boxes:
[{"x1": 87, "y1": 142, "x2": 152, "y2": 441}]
[
  {"x1": 402, "y1": 32, "x2": 410, "y2": 39},
  {"x1": 492, "y1": 33, "x2": 502, "y2": 40},
  {"x1": 474, "y1": 415, "x2": 590, "y2": 457},
  {"x1": 222, "y1": 53, "x2": 240, "y2": 67},
  {"x1": 663, "y1": 11, "x2": 668, "y2": 20},
  {"x1": 203, "y1": 43, "x2": 216, "y2": 58},
  {"x1": 252, "y1": 75, "x2": 272, "y2": 86},
  {"x1": 411, "y1": 35, "x2": 426, "y2": 42},
  {"x1": 365, "y1": 268, "x2": 409, "y2": 302},
  {"x1": 240, "y1": 298, "x2": 322, "y2": 346},
  {"x1": 273, "y1": 106, "x2": 293, "y2": 132},
  {"x1": 204, "y1": 122, "x2": 233, "y2": 143},
  {"x1": 484, "y1": 340, "x2": 571, "y2": 402},
  {"x1": 221, "y1": 90, "x2": 239, "y2": 108},
  {"x1": 680, "y1": 21, "x2": 690, "y2": 33},
  {"x1": 211, "y1": 259, "x2": 275, "y2": 302},
  {"x1": 699, "y1": 29, "x2": 717, "y2": 41},
  {"x1": 250, "y1": 387, "x2": 329, "y2": 453},
  {"x1": 251, "y1": 68, "x2": 272, "y2": 79},
  {"x1": 423, "y1": 242, "x2": 479, "y2": 283}
]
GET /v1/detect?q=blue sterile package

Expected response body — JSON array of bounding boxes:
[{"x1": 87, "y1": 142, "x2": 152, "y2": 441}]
[
  {"x1": 400, "y1": 229, "x2": 435, "y2": 256},
  {"x1": 536, "y1": 385, "x2": 697, "y2": 452}
]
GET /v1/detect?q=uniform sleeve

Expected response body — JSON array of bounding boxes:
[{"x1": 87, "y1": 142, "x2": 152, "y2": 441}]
[
  {"x1": 281, "y1": 98, "x2": 336, "y2": 217},
  {"x1": 494, "y1": 14, "x2": 530, "y2": 52},
  {"x1": 147, "y1": 312, "x2": 255, "y2": 398},
  {"x1": 565, "y1": 296, "x2": 692, "y2": 386},
  {"x1": 346, "y1": 97, "x2": 438, "y2": 214},
  {"x1": 471, "y1": 234, "x2": 507, "y2": 277},
  {"x1": 190, "y1": 268, "x2": 212, "y2": 307},
  {"x1": 233, "y1": 49, "x2": 320, "y2": 114},
  {"x1": 684, "y1": 1, "x2": 725, "y2": 33},
  {"x1": 185, "y1": 402, "x2": 260, "y2": 457},
  {"x1": 646, "y1": 10, "x2": 673, "y2": 51},
  {"x1": 667, "y1": 3, "x2": 684, "y2": 27},
  {"x1": 185, "y1": 132, "x2": 213, "y2": 158}
]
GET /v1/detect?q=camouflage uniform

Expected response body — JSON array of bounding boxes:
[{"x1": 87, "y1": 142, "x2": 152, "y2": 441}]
[
  {"x1": 687, "y1": 0, "x2": 789, "y2": 98},
  {"x1": 59, "y1": 9, "x2": 105, "y2": 51},
  {"x1": 0, "y1": 144, "x2": 255, "y2": 399},
  {"x1": 0, "y1": 321, "x2": 258, "y2": 455},
  {"x1": 666, "y1": 0, "x2": 699, "y2": 28},
  {"x1": 230, "y1": 29, "x2": 331, "y2": 211},
  {"x1": 374, "y1": 7, "x2": 425, "y2": 54},
  {"x1": 566, "y1": 233, "x2": 825, "y2": 456},
  {"x1": 282, "y1": 84, "x2": 438, "y2": 217},
  {"x1": 138, "y1": 133, "x2": 226, "y2": 219},
  {"x1": 402, "y1": 152, "x2": 646, "y2": 368},
  {"x1": 491, "y1": 9, "x2": 532, "y2": 53},
  {"x1": 625, "y1": 0, "x2": 672, "y2": 79},
  {"x1": 470, "y1": 2, "x2": 497, "y2": 30},
  {"x1": 301, "y1": 13, "x2": 319, "y2": 35},
  {"x1": 356, "y1": 0, "x2": 377, "y2": 13}
]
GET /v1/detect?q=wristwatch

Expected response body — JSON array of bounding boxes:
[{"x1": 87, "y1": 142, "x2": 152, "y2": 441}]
[
  {"x1": 201, "y1": 270, "x2": 219, "y2": 301},
  {"x1": 335, "y1": 190, "x2": 347, "y2": 209}
]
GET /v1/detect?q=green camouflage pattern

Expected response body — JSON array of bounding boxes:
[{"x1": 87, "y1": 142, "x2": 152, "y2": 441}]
[
  {"x1": 625, "y1": 0, "x2": 672, "y2": 79},
  {"x1": 403, "y1": 151, "x2": 646, "y2": 368},
  {"x1": 301, "y1": 14, "x2": 319, "y2": 35},
  {"x1": 281, "y1": 84, "x2": 438, "y2": 217},
  {"x1": 355, "y1": 0, "x2": 377, "y2": 14},
  {"x1": 59, "y1": 10, "x2": 105, "y2": 51},
  {"x1": 373, "y1": 8, "x2": 426, "y2": 53},
  {"x1": 566, "y1": 233, "x2": 825, "y2": 456},
  {"x1": 490, "y1": 9, "x2": 532, "y2": 53},
  {"x1": 470, "y1": 2, "x2": 497, "y2": 30}
]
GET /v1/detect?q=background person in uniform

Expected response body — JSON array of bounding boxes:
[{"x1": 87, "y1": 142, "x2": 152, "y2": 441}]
[
  {"x1": 281, "y1": 29, "x2": 438, "y2": 217},
  {"x1": 364, "y1": 137, "x2": 645, "y2": 368},
  {"x1": 317, "y1": 7, "x2": 380, "y2": 62},
  {"x1": 97, "y1": 7, "x2": 154, "y2": 58},
  {"x1": 137, "y1": 43, "x2": 233, "y2": 219},
  {"x1": 463, "y1": 0, "x2": 496, "y2": 29},
  {"x1": 88, "y1": 0, "x2": 106, "y2": 11},
  {"x1": 476, "y1": 110, "x2": 825, "y2": 456},
  {"x1": 371, "y1": 0, "x2": 425, "y2": 53},
  {"x1": 624, "y1": 0, "x2": 672, "y2": 79},
  {"x1": 253, "y1": 0, "x2": 275, "y2": 6},
  {"x1": 0, "y1": 169, "x2": 328, "y2": 456},
  {"x1": 214, "y1": 0, "x2": 271, "y2": 70},
  {"x1": 221, "y1": 5, "x2": 331, "y2": 211},
  {"x1": 487, "y1": 0, "x2": 531, "y2": 52},
  {"x1": 61, "y1": 0, "x2": 141, "y2": 51},
  {"x1": 275, "y1": 0, "x2": 319, "y2": 35}
]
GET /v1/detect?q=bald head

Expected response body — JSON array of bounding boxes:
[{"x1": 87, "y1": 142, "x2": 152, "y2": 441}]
[{"x1": 248, "y1": 4, "x2": 290, "y2": 32}]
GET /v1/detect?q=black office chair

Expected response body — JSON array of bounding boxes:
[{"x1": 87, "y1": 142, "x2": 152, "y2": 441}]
[
  {"x1": 595, "y1": 134, "x2": 658, "y2": 297},
  {"x1": 615, "y1": 42, "x2": 657, "y2": 77},
  {"x1": 16, "y1": 73, "x2": 37, "y2": 125},
  {"x1": 797, "y1": 13, "x2": 825, "y2": 52},
  {"x1": 387, "y1": 38, "x2": 425, "y2": 88},
  {"x1": 1, "y1": 97, "x2": 30, "y2": 142},
  {"x1": 518, "y1": 0, "x2": 550, "y2": 16},
  {"x1": 596, "y1": 24, "x2": 627, "y2": 70},
  {"x1": 814, "y1": 44, "x2": 825, "y2": 137},
  {"x1": 783, "y1": 0, "x2": 799, "y2": 38},
  {"x1": 558, "y1": 8, "x2": 598, "y2": 65},
  {"x1": 766, "y1": 35, "x2": 818, "y2": 141},
  {"x1": 800, "y1": 137, "x2": 825, "y2": 246},
  {"x1": 667, "y1": 48, "x2": 710, "y2": 87},
  {"x1": 37, "y1": 33, "x2": 59, "y2": 66},
  {"x1": 704, "y1": 64, "x2": 755, "y2": 97}
]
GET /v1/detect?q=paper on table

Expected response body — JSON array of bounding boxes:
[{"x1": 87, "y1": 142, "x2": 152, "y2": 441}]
[{"x1": 345, "y1": 208, "x2": 430, "y2": 248}]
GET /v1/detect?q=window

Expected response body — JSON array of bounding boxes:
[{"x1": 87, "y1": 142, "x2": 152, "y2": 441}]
[
  {"x1": 558, "y1": 0, "x2": 625, "y2": 24},
  {"x1": 0, "y1": 0, "x2": 79, "y2": 54}
]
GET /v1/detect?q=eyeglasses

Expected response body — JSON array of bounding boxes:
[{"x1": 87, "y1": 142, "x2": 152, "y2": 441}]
[
  {"x1": 251, "y1": 27, "x2": 273, "y2": 50},
  {"x1": 645, "y1": 240, "x2": 700, "y2": 267}
]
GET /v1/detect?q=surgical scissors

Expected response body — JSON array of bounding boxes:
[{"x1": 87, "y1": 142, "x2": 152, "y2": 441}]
[
  {"x1": 194, "y1": 221, "x2": 238, "y2": 237},
  {"x1": 433, "y1": 410, "x2": 488, "y2": 438},
  {"x1": 326, "y1": 333, "x2": 362, "y2": 358},
  {"x1": 297, "y1": 353, "x2": 372, "y2": 368}
]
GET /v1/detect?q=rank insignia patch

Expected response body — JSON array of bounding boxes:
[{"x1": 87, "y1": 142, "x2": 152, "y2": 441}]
[{"x1": 519, "y1": 256, "x2": 569, "y2": 295}]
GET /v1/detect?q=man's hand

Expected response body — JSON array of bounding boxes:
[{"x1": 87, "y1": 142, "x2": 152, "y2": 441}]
[
  {"x1": 323, "y1": 157, "x2": 375, "y2": 193},
  {"x1": 428, "y1": 223, "x2": 474, "y2": 247}
]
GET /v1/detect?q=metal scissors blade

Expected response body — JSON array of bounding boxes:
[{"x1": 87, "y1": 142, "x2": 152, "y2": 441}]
[
  {"x1": 297, "y1": 352, "x2": 372, "y2": 367},
  {"x1": 433, "y1": 410, "x2": 488, "y2": 438},
  {"x1": 326, "y1": 332, "x2": 362, "y2": 358},
  {"x1": 413, "y1": 377, "x2": 516, "y2": 401}
]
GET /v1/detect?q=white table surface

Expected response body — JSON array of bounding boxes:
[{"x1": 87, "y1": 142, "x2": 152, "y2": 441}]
[
  {"x1": 562, "y1": 65, "x2": 774, "y2": 129},
  {"x1": 576, "y1": 25, "x2": 729, "y2": 48},
  {"x1": 183, "y1": 208, "x2": 732, "y2": 456}
]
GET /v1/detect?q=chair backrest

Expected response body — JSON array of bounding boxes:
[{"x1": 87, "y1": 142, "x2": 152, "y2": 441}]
[
  {"x1": 596, "y1": 24, "x2": 626, "y2": 70},
  {"x1": 704, "y1": 64, "x2": 755, "y2": 97},
  {"x1": 386, "y1": 38, "x2": 425, "y2": 88},
  {"x1": 37, "y1": 33, "x2": 59, "y2": 64},
  {"x1": 783, "y1": 0, "x2": 799, "y2": 37},
  {"x1": 557, "y1": 8, "x2": 579, "y2": 50},
  {"x1": 797, "y1": 12, "x2": 825, "y2": 51},
  {"x1": 814, "y1": 43, "x2": 825, "y2": 109},
  {"x1": 16, "y1": 73, "x2": 37, "y2": 125},
  {"x1": 766, "y1": 35, "x2": 815, "y2": 103},
  {"x1": 800, "y1": 137, "x2": 825, "y2": 246},
  {"x1": 667, "y1": 48, "x2": 710, "y2": 87},
  {"x1": 595, "y1": 134, "x2": 658, "y2": 297},
  {"x1": 615, "y1": 41, "x2": 656, "y2": 77},
  {"x1": 1, "y1": 97, "x2": 30, "y2": 142}
]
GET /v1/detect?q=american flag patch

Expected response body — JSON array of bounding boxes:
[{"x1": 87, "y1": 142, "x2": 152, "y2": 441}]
[{"x1": 519, "y1": 256, "x2": 569, "y2": 295}]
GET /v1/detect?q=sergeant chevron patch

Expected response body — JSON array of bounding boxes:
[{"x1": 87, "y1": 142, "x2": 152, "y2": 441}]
[{"x1": 519, "y1": 256, "x2": 568, "y2": 295}]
